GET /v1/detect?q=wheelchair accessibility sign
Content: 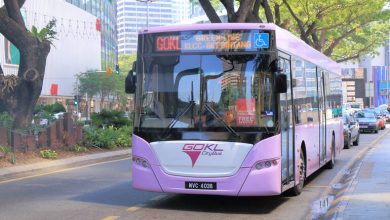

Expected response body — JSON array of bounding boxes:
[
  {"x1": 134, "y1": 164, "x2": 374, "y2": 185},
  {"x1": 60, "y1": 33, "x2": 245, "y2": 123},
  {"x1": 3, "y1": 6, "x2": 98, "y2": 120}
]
[{"x1": 254, "y1": 33, "x2": 269, "y2": 49}]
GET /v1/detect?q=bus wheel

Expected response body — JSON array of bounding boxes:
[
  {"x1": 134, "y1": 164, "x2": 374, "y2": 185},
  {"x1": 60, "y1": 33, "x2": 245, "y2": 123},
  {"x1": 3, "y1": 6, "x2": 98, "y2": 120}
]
[
  {"x1": 325, "y1": 136, "x2": 336, "y2": 169},
  {"x1": 286, "y1": 150, "x2": 306, "y2": 196}
]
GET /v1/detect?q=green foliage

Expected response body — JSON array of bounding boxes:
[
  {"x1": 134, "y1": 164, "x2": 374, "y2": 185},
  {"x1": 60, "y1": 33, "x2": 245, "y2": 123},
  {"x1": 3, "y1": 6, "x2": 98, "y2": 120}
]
[
  {"x1": 78, "y1": 70, "x2": 124, "y2": 108},
  {"x1": 0, "y1": 145, "x2": 11, "y2": 155},
  {"x1": 40, "y1": 149, "x2": 57, "y2": 159},
  {"x1": 0, "y1": 145, "x2": 15, "y2": 164},
  {"x1": 83, "y1": 126, "x2": 132, "y2": 149},
  {"x1": 90, "y1": 109, "x2": 131, "y2": 128},
  {"x1": 34, "y1": 102, "x2": 66, "y2": 114},
  {"x1": 30, "y1": 19, "x2": 57, "y2": 45},
  {"x1": 118, "y1": 54, "x2": 136, "y2": 74},
  {"x1": 27, "y1": 123, "x2": 43, "y2": 134},
  {"x1": 67, "y1": 145, "x2": 88, "y2": 153},
  {"x1": 200, "y1": 0, "x2": 390, "y2": 62},
  {"x1": 32, "y1": 110, "x2": 54, "y2": 125},
  {"x1": 276, "y1": 0, "x2": 390, "y2": 62},
  {"x1": 0, "y1": 112, "x2": 13, "y2": 128},
  {"x1": 32, "y1": 103, "x2": 65, "y2": 127}
]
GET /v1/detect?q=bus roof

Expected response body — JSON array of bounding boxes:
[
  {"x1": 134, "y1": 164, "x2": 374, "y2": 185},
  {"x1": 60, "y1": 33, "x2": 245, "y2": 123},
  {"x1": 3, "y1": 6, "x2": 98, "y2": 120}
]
[{"x1": 140, "y1": 23, "x2": 340, "y2": 75}]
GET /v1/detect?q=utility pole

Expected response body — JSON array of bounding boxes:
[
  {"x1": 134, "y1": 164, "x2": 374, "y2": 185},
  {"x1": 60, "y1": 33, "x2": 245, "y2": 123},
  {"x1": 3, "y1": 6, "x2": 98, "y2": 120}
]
[
  {"x1": 369, "y1": 81, "x2": 372, "y2": 108},
  {"x1": 136, "y1": 0, "x2": 158, "y2": 28}
]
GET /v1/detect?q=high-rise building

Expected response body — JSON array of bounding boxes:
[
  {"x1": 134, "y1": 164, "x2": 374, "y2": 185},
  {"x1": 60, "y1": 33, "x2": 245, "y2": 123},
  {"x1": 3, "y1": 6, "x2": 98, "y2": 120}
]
[
  {"x1": 117, "y1": 0, "x2": 189, "y2": 54},
  {"x1": 66, "y1": 0, "x2": 118, "y2": 69}
]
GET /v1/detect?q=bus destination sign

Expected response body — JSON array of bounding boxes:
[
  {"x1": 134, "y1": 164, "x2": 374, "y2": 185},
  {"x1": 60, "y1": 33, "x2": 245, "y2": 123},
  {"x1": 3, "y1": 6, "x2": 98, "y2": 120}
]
[{"x1": 154, "y1": 31, "x2": 270, "y2": 53}]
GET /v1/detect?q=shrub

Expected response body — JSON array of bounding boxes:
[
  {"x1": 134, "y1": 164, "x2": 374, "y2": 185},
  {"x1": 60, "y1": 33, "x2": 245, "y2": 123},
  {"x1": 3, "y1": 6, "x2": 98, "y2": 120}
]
[
  {"x1": 90, "y1": 109, "x2": 131, "y2": 128},
  {"x1": 83, "y1": 126, "x2": 132, "y2": 149},
  {"x1": 0, "y1": 145, "x2": 15, "y2": 164},
  {"x1": 0, "y1": 145, "x2": 11, "y2": 155},
  {"x1": 34, "y1": 102, "x2": 66, "y2": 115},
  {"x1": 67, "y1": 145, "x2": 88, "y2": 153},
  {"x1": 40, "y1": 149, "x2": 57, "y2": 159}
]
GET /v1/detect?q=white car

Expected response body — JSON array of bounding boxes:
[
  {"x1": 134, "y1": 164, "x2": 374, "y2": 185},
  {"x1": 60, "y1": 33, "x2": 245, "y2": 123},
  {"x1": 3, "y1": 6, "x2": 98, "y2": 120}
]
[{"x1": 53, "y1": 112, "x2": 65, "y2": 119}]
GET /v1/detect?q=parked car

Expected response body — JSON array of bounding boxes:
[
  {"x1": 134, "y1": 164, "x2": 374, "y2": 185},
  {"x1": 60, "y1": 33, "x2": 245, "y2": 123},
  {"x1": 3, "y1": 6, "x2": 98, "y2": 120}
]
[
  {"x1": 367, "y1": 108, "x2": 385, "y2": 130},
  {"x1": 383, "y1": 109, "x2": 390, "y2": 122},
  {"x1": 354, "y1": 111, "x2": 380, "y2": 133},
  {"x1": 376, "y1": 108, "x2": 390, "y2": 123},
  {"x1": 343, "y1": 113, "x2": 360, "y2": 148}
]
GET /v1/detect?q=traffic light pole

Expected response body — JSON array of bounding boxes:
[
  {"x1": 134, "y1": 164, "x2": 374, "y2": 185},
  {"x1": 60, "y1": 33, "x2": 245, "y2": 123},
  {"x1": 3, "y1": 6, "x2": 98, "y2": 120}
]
[{"x1": 76, "y1": 76, "x2": 79, "y2": 116}]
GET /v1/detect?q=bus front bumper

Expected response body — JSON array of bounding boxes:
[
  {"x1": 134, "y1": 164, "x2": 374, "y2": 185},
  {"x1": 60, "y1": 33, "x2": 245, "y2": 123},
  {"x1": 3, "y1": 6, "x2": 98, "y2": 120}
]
[{"x1": 131, "y1": 135, "x2": 282, "y2": 196}]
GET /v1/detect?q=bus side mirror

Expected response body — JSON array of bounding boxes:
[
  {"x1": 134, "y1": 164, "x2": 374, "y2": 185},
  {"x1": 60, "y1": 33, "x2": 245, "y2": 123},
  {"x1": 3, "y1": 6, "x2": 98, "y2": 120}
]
[
  {"x1": 125, "y1": 62, "x2": 136, "y2": 94},
  {"x1": 275, "y1": 73, "x2": 287, "y2": 93}
]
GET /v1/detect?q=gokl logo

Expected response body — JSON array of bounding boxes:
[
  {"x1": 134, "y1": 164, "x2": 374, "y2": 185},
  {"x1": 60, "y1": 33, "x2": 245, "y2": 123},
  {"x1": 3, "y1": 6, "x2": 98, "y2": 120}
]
[{"x1": 182, "y1": 144, "x2": 223, "y2": 167}]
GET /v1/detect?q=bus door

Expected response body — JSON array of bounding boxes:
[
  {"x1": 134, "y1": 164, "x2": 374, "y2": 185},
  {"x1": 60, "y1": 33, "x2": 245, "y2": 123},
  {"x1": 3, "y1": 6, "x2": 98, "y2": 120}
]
[
  {"x1": 279, "y1": 56, "x2": 294, "y2": 183},
  {"x1": 318, "y1": 70, "x2": 327, "y2": 164}
]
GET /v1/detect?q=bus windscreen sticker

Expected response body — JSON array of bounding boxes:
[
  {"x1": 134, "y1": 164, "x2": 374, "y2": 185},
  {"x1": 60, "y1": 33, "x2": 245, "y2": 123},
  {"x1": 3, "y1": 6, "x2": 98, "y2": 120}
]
[{"x1": 254, "y1": 33, "x2": 269, "y2": 49}]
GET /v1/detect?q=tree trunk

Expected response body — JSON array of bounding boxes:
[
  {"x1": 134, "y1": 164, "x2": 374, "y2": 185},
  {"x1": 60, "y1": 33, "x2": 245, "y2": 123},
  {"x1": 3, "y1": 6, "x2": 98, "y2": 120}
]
[
  {"x1": 0, "y1": 1, "x2": 51, "y2": 129},
  {"x1": 1, "y1": 41, "x2": 51, "y2": 129}
]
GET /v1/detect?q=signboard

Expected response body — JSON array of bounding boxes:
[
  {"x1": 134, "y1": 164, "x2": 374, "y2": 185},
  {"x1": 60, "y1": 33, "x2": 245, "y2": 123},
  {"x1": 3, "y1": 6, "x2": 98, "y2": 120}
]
[
  {"x1": 153, "y1": 30, "x2": 271, "y2": 53},
  {"x1": 50, "y1": 84, "x2": 58, "y2": 96},
  {"x1": 236, "y1": 98, "x2": 257, "y2": 126},
  {"x1": 254, "y1": 33, "x2": 269, "y2": 49}
]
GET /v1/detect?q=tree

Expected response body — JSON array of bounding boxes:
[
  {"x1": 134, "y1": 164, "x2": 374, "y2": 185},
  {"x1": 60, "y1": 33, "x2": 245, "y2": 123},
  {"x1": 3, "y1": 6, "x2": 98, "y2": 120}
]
[
  {"x1": 196, "y1": 0, "x2": 390, "y2": 62},
  {"x1": 118, "y1": 53, "x2": 136, "y2": 74},
  {"x1": 0, "y1": 0, "x2": 54, "y2": 129},
  {"x1": 117, "y1": 54, "x2": 136, "y2": 110},
  {"x1": 77, "y1": 70, "x2": 125, "y2": 111}
]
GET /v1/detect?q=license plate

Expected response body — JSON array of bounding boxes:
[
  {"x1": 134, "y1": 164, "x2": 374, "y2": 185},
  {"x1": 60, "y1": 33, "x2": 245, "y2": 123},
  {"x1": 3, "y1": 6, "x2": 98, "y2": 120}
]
[
  {"x1": 360, "y1": 125, "x2": 368, "y2": 128},
  {"x1": 185, "y1": 182, "x2": 217, "y2": 190}
]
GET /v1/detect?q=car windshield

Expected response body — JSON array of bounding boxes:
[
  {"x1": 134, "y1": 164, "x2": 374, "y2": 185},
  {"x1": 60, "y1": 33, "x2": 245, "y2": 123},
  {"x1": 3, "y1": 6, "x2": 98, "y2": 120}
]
[
  {"x1": 135, "y1": 53, "x2": 276, "y2": 133},
  {"x1": 355, "y1": 111, "x2": 375, "y2": 118},
  {"x1": 350, "y1": 104, "x2": 361, "y2": 108}
]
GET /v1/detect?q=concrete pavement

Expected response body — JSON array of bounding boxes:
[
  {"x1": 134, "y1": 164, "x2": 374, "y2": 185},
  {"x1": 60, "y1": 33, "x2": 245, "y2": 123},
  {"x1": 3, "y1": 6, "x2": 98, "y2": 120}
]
[
  {"x1": 341, "y1": 131, "x2": 390, "y2": 219},
  {"x1": 321, "y1": 128, "x2": 390, "y2": 220},
  {"x1": 0, "y1": 149, "x2": 131, "y2": 182}
]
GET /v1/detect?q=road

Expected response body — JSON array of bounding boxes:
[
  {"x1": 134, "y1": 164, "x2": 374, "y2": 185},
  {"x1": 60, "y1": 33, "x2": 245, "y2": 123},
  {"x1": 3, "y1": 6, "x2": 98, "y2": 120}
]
[{"x1": 0, "y1": 128, "x2": 388, "y2": 220}]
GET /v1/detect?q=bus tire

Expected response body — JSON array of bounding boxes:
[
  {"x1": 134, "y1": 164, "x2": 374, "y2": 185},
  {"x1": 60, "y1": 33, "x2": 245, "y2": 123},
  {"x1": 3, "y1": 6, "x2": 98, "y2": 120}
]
[
  {"x1": 286, "y1": 149, "x2": 306, "y2": 196},
  {"x1": 325, "y1": 136, "x2": 336, "y2": 169}
]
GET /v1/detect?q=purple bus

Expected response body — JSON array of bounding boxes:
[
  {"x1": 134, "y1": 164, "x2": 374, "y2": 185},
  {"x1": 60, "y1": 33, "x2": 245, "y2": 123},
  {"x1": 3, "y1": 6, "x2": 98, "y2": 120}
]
[{"x1": 125, "y1": 23, "x2": 343, "y2": 196}]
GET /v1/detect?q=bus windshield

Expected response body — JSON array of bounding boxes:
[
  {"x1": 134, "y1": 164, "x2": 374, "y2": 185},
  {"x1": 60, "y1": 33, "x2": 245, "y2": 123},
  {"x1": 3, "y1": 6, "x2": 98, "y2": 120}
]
[{"x1": 136, "y1": 53, "x2": 276, "y2": 133}]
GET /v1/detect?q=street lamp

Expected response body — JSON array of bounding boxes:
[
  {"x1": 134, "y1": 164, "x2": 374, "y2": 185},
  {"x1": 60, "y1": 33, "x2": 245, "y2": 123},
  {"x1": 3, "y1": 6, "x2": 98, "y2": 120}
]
[{"x1": 136, "y1": 0, "x2": 158, "y2": 28}]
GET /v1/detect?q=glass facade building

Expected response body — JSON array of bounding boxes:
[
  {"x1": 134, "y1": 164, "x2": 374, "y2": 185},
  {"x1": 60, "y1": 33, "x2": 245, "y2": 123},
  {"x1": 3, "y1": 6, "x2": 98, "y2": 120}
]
[
  {"x1": 117, "y1": 0, "x2": 188, "y2": 54},
  {"x1": 66, "y1": 0, "x2": 118, "y2": 69}
]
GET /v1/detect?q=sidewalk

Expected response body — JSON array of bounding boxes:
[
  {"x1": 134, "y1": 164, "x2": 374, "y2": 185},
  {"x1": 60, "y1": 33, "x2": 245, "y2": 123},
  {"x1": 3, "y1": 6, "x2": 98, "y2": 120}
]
[
  {"x1": 341, "y1": 132, "x2": 390, "y2": 219},
  {"x1": 0, "y1": 149, "x2": 131, "y2": 182}
]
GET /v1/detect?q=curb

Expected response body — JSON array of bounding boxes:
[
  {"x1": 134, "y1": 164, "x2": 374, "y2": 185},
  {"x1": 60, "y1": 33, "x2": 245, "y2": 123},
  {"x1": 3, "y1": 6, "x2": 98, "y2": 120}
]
[
  {"x1": 314, "y1": 128, "x2": 390, "y2": 219},
  {"x1": 0, "y1": 149, "x2": 132, "y2": 182}
]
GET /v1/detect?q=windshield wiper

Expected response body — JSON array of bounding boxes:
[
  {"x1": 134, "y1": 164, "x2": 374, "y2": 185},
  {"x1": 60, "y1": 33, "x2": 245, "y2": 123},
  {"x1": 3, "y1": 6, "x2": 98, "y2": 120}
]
[
  {"x1": 199, "y1": 62, "x2": 240, "y2": 138},
  {"x1": 203, "y1": 103, "x2": 240, "y2": 138},
  {"x1": 161, "y1": 81, "x2": 196, "y2": 139}
]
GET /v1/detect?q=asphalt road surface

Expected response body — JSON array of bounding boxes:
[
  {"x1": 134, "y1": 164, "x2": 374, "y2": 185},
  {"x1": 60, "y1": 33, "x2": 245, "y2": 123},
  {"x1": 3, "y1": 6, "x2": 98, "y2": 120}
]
[{"x1": 0, "y1": 127, "x2": 388, "y2": 220}]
